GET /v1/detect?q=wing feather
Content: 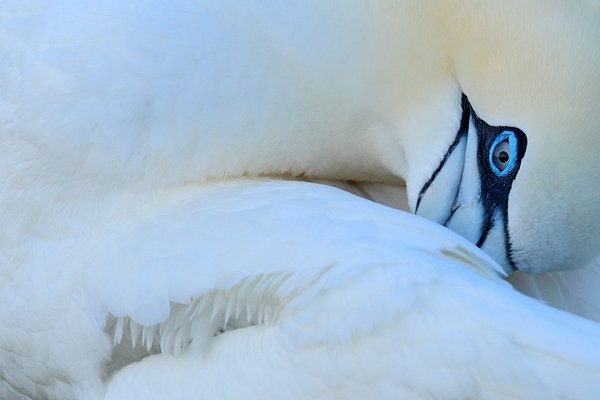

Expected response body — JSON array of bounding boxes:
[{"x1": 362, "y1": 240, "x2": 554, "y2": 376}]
[{"x1": 81, "y1": 180, "x2": 600, "y2": 399}]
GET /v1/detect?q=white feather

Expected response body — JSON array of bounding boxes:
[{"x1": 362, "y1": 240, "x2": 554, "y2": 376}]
[
  {"x1": 90, "y1": 180, "x2": 598, "y2": 400},
  {"x1": 1, "y1": 0, "x2": 599, "y2": 399},
  {"x1": 3, "y1": 174, "x2": 600, "y2": 399}
]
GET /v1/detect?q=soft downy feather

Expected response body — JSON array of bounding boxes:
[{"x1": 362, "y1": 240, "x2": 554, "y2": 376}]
[
  {"x1": 78, "y1": 179, "x2": 600, "y2": 400},
  {"x1": 0, "y1": 0, "x2": 599, "y2": 398},
  {"x1": 2, "y1": 176, "x2": 600, "y2": 399},
  {"x1": 339, "y1": 180, "x2": 600, "y2": 323}
]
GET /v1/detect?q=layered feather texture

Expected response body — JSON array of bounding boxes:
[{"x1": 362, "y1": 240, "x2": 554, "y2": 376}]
[
  {"x1": 343, "y1": 182, "x2": 600, "y2": 323},
  {"x1": 1, "y1": 1, "x2": 600, "y2": 399},
  {"x1": 94, "y1": 180, "x2": 599, "y2": 400},
  {"x1": 3, "y1": 176, "x2": 600, "y2": 399}
]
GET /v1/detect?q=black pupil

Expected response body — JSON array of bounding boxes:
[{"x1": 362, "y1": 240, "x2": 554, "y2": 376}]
[{"x1": 498, "y1": 151, "x2": 509, "y2": 163}]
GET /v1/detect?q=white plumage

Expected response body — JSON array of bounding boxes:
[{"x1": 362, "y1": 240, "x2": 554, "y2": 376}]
[
  {"x1": 3, "y1": 179, "x2": 600, "y2": 399},
  {"x1": 1, "y1": 0, "x2": 600, "y2": 399},
  {"x1": 2, "y1": 0, "x2": 598, "y2": 272}
]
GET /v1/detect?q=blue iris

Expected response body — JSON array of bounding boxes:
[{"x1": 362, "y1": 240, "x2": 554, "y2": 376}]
[{"x1": 489, "y1": 131, "x2": 518, "y2": 176}]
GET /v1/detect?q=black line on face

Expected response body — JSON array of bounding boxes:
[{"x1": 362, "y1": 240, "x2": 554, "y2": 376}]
[
  {"x1": 475, "y1": 215, "x2": 493, "y2": 248},
  {"x1": 470, "y1": 101, "x2": 527, "y2": 271},
  {"x1": 415, "y1": 94, "x2": 527, "y2": 272},
  {"x1": 415, "y1": 95, "x2": 470, "y2": 213}
]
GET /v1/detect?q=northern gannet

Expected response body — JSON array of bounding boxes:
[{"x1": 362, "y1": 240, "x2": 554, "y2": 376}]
[
  {"x1": 2, "y1": 0, "x2": 597, "y2": 273},
  {"x1": 1, "y1": 0, "x2": 599, "y2": 399}
]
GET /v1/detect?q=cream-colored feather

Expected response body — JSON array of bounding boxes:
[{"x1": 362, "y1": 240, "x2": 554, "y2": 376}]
[{"x1": 1, "y1": 1, "x2": 599, "y2": 399}]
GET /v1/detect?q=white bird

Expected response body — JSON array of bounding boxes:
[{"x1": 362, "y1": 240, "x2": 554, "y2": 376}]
[
  {"x1": 1, "y1": 0, "x2": 598, "y2": 273},
  {"x1": 1, "y1": 0, "x2": 600, "y2": 399}
]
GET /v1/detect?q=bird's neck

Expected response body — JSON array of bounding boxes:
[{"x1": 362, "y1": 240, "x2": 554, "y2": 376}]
[{"x1": 0, "y1": 0, "x2": 462, "y2": 242}]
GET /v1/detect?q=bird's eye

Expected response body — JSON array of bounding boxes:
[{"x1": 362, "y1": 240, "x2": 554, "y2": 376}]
[{"x1": 489, "y1": 131, "x2": 518, "y2": 176}]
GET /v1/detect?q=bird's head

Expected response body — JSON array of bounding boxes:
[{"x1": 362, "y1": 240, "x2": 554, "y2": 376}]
[{"x1": 401, "y1": 1, "x2": 600, "y2": 274}]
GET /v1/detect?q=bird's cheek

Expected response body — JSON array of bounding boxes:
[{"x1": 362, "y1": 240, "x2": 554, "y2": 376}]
[{"x1": 502, "y1": 181, "x2": 551, "y2": 273}]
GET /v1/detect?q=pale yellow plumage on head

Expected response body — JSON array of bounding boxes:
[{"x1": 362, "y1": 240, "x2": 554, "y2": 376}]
[
  {"x1": 2, "y1": 0, "x2": 597, "y2": 273},
  {"x1": 1, "y1": 2, "x2": 600, "y2": 398},
  {"x1": 411, "y1": 0, "x2": 600, "y2": 273}
]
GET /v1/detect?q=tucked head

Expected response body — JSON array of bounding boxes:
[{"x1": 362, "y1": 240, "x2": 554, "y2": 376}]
[{"x1": 402, "y1": 1, "x2": 600, "y2": 274}]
